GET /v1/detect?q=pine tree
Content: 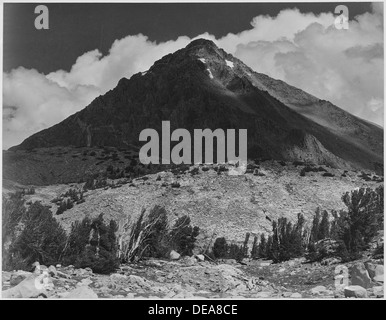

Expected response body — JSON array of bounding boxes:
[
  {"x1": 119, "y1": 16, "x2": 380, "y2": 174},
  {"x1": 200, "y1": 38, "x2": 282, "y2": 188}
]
[
  {"x1": 258, "y1": 234, "x2": 267, "y2": 258},
  {"x1": 310, "y1": 208, "x2": 321, "y2": 243},
  {"x1": 318, "y1": 210, "x2": 330, "y2": 240},
  {"x1": 251, "y1": 235, "x2": 259, "y2": 259},
  {"x1": 266, "y1": 235, "x2": 273, "y2": 259}
]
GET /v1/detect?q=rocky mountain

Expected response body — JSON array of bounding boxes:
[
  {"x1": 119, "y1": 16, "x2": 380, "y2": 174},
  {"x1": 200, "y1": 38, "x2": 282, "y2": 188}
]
[{"x1": 9, "y1": 39, "x2": 383, "y2": 171}]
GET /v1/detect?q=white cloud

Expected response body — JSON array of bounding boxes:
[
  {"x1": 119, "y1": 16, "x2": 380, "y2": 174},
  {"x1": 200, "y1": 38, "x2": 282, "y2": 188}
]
[{"x1": 3, "y1": 5, "x2": 383, "y2": 149}]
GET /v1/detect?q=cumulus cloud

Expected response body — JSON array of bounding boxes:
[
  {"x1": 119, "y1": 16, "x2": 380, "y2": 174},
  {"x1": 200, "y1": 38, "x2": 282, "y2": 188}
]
[{"x1": 3, "y1": 4, "x2": 384, "y2": 149}]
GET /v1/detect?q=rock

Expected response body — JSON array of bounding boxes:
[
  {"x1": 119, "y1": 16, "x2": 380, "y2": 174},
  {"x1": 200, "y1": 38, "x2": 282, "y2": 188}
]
[
  {"x1": 110, "y1": 273, "x2": 127, "y2": 281},
  {"x1": 56, "y1": 264, "x2": 62, "y2": 268},
  {"x1": 169, "y1": 250, "x2": 181, "y2": 260},
  {"x1": 196, "y1": 255, "x2": 205, "y2": 262},
  {"x1": 2, "y1": 274, "x2": 48, "y2": 298},
  {"x1": 254, "y1": 291, "x2": 272, "y2": 298},
  {"x1": 48, "y1": 265, "x2": 57, "y2": 277},
  {"x1": 260, "y1": 261, "x2": 273, "y2": 267},
  {"x1": 126, "y1": 293, "x2": 135, "y2": 299},
  {"x1": 364, "y1": 262, "x2": 384, "y2": 280},
  {"x1": 64, "y1": 286, "x2": 98, "y2": 299},
  {"x1": 351, "y1": 262, "x2": 372, "y2": 289},
  {"x1": 372, "y1": 286, "x2": 384, "y2": 298},
  {"x1": 311, "y1": 285, "x2": 327, "y2": 295},
  {"x1": 344, "y1": 286, "x2": 367, "y2": 298},
  {"x1": 278, "y1": 268, "x2": 286, "y2": 273},
  {"x1": 290, "y1": 293, "x2": 302, "y2": 298},
  {"x1": 56, "y1": 270, "x2": 71, "y2": 279},
  {"x1": 182, "y1": 256, "x2": 196, "y2": 266},
  {"x1": 9, "y1": 271, "x2": 32, "y2": 286},
  {"x1": 77, "y1": 278, "x2": 93, "y2": 287},
  {"x1": 373, "y1": 275, "x2": 384, "y2": 283}
]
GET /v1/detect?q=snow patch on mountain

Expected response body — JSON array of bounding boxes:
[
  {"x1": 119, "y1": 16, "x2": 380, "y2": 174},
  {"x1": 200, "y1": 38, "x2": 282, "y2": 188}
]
[
  {"x1": 207, "y1": 69, "x2": 214, "y2": 79},
  {"x1": 226, "y1": 60, "x2": 234, "y2": 68}
]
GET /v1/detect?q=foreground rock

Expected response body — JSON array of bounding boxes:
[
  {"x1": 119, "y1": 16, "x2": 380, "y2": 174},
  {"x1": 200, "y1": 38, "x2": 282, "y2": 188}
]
[
  {"x1": 2, "y1": 273, "x2": 49, "y2": 298},
  {"x1": 344, "y1": 286, "x2": 368, "y2": 298},
  {"x1": 64, "y1": 286, "x2": 98, "y2": 299}
]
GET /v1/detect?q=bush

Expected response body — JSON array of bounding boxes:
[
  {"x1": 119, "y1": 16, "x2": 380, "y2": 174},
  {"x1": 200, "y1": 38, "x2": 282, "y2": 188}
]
[
  {"x1": 169, "y1": 216, "x2": 199, "y2": 256},
  {"x1": 212, "y1": 237, "x2": 228, "y2": 259},
  {"x1": 7, "y1": 202, "x2": 67, "y2": 269},
  {"x1": 62, "y1": 214, "x2": 119, "y2": 274}
]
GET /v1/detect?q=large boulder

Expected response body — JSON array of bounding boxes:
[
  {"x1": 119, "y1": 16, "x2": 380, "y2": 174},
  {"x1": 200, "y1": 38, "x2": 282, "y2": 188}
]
[
  {"x1": 64, "y1": 286, "x2": 98, "y2": 299},
  {"x1": 2, "y1": 273, "x2": 49, "y2": 298},
  {"x1": 351, "y1": 262, "x2": 372, "y2": 288},
  {"x1": 344, "y1": 286, "x2": 368, "y2": 298}
]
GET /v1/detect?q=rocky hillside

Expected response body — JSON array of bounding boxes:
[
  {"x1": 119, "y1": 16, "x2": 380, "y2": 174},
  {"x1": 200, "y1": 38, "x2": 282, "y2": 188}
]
[
  {"x1": 12, "y1": 160, "x2": 382, "y2": 247},
  {"x1": 8, "y1": 39, "x2": 383, "y2": 173}
]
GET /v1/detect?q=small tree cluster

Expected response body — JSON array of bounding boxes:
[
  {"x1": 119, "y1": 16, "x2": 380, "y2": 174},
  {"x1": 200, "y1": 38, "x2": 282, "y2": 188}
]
[
  {"x1": 62, "y1": 214, "x2": 119, "y2": 274},
  {"x1": 118, "y1": 206, "x2": 199, "y2": 262}
]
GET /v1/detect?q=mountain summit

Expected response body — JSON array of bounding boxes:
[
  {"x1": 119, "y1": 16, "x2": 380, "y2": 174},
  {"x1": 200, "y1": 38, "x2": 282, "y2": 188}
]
[{"x1": 10, "y1": 39, "x2": 383, "y2": 171}]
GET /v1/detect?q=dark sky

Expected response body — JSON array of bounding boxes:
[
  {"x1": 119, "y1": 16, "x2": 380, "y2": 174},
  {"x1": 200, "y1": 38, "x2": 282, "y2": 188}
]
[{"x1": 3, "y1": 2, "x2": 373, "y2": 74}]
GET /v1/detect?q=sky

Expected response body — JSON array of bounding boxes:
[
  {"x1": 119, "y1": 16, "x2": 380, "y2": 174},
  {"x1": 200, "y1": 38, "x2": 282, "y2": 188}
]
[{"x1": 2, "y1": 2, "x2": 384, "y2": 149}]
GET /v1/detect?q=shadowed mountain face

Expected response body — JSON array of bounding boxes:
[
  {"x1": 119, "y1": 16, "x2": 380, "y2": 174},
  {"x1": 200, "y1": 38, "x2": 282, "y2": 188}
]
[{"x1": 10, "y1": 39, "x2": 383, "y2": 171}]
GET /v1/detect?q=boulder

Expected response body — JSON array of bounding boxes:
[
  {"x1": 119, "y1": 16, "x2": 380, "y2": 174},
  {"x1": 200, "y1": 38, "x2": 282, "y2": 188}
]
[
  {"x1": 290, "y1": 293, "x2": 302, "y2": 298},
  {"x1": 372, "y1": 286, "x2": 384, "y2": 298},
  {"x1": 181, "y1": 256, "x2": 196, "y2": 266},
  {"x1": 196, "y1": 254, "x2": 205, "y2": 262},
  {"x1": 64, "y1": 286, "x2": 98, "y2": 299},
  {"x1": 311, "y1": 285, "x2": 327, "y2": 295},
  {"x1": 9, "y1": 271, "x2": 32, "y2": 286},
  {"x1": 48, "y1": 265, "x2": 57, "y2": 277},
  {"x1": 373, "y1": 275, "x2": 384, "y2": 283},
  {"x1": 169, "y1": 250, "x2": 181, "y2": 260},
  {"x1": 351, "y1": 262, "x2": 372, "y2": 288},
  {"x1": 364, "y1": 262, "x2": 384, "y2": 280},
  {"x1": 2, "y1": 274, "x2": 48, "y2": 298},
  {"x1": 344, "y1": 286, "x2": 367, "y2": 298}
]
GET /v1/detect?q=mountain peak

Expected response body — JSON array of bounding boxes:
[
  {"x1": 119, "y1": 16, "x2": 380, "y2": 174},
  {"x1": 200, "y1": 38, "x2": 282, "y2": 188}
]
[{"x1": 186, "y1": 38, "x2": 218, "y2": 50}]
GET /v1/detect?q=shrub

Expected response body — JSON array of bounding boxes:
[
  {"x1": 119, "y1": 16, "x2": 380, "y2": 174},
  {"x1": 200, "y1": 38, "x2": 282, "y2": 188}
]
[
  {"x1": 8, "y1": 202, "x2": 67, "y2": 269},
  {"x1": 212, "y1": 237, "x2": 228, "y2": 259},
  {"x1": 62, "y1": 214, "x2": 119, "y2": 274},
  {"x1": 169, "y1": 216, "x2": 199, "y2": 256}
]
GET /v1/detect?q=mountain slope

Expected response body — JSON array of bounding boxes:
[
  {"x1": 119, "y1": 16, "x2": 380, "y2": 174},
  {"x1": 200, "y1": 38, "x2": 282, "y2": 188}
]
[{"x1": 9, "y1": 39, "x2": 383, "y2": 172}]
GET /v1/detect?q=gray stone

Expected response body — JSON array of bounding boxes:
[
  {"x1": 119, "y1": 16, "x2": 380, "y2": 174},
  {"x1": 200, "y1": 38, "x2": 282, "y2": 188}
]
[
  {"x1": 365, "y1": 262, "x2": 384, "y2": 279},
  {"x1": 351, "y1": 263, "x2": 372, "y2": 288},
  {"x1": 2, "y1": 274, "x2": 48, "y2": 298},
  {"x1": 196, "y1": 254, "x2": 205, "y2": 262},
  {"x1": 290, "y1": 292, "x2": 302, "y2": 298},
  {"x1": 64, "y1": 286, "x2": 98, "y2": 299},
  {"x1": 372, "y1": 286, "x2": 384, "y2": 298},
  {"x1": 169, "y1": 250, "x2": 181, "y2": 260},
  {"x1": 373, "y1": 275, "x2": 384, "y2": 283},
  {"x1": 9, "y1": 271, "x2": 32, "y2": 286},
  {"x1": 48, "y1": 265, "x2": 57, "y2": 277},
  {"x1": 311, "y1": 285, "x2": 327, "y2": 295},
  {"x1": 344, "y1": 285, "x2": 367, "y2": 298}
]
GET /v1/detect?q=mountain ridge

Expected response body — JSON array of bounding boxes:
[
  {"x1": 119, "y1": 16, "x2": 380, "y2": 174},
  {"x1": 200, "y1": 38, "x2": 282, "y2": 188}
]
[{"x1": 9, "y1": 39, "x2": 383, "y2": 172}]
